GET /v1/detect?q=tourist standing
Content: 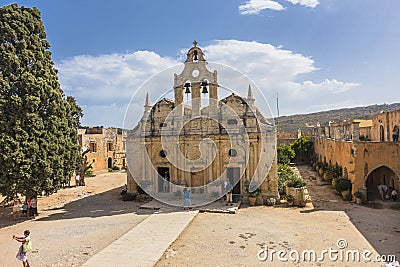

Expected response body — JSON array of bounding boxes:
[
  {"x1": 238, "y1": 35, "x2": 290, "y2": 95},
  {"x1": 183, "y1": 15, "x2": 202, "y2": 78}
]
[
  {"x1": 390, "y1": 189, "x2": 398, "y2": 202},
  {"x1": 13, "y1": 196, "x2": 21, "y2": 221},
  {"x1": 13, "y1": 229, "x2": 32, "y2": 267},
  {"x1": 163, "y1": 177, "x2": 169, "y2": 193},
  {"x1": 75, "y1": 173, "x2": 81, "y2": 187},
  {"x1": 393, "y1": 125, "x2": 399, "y2": 142},
  {"x1": 183, "y1": 187, "x2": 191, "y2": 209},
  {"x1": 26, "y1": 197, "x2": 31, "y2": 218},
  {"x1": 29, "y1": 197, "x2": 37, "y2": 218},
  {"x1": 225, "y1": 179, "x2": 233, "y2": 206},
  {"x1": 21, "y1": 201, "x2": 28, "y2": 218}
]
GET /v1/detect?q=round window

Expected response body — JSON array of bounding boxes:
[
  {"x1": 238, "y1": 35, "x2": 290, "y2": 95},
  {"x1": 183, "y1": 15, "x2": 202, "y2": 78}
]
[
  {"x1": 228, "y1": 149, "x2": 237, "y2": 157},
  {"x1": 160, "y1": 150, "x2": 167, "y2": 158}
]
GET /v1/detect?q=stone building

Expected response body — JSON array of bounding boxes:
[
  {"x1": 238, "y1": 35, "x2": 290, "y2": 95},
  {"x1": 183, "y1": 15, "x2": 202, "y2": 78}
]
[
  {"x1": 312, "y1": 109, "x2": 400, "y2": 200},
  {"x1": 78, "y1": 127, "x2": 126, "y2": 172},
  {"x1": 126, "y1": 42, "x2": 278, "y2": 205}
]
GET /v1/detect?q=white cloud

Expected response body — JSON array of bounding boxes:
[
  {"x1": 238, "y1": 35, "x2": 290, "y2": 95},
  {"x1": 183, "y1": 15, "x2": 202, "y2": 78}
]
[
  {"x1": 286, "y1": 0, "x2": 319, "y2": 8},
  {"x1": 239, "y1": 0, "x2": 285, "y2": 15},
  {"x1": 238, "y1": 0, "x2": 319, "y2": 15},
  {"x1": 287, "y1": 79, "x2": 360, "y2": 98},
  {"x1": 56, "y1": 39, "x2": 359, "y2": 127},
  {"x1": 57, "y1": 51, "x2": 179, "y2": 105}
]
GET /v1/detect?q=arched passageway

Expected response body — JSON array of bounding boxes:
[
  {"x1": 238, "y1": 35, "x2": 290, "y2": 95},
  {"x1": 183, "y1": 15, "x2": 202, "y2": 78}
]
[{"x1": 365, "y1": 166, "x2": 396, "y2": 200}]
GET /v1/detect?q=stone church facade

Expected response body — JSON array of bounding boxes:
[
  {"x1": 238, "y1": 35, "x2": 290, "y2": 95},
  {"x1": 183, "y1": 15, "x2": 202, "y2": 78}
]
[{"x1": 126, "y1": 42, "x2": 278, "y2": 204}]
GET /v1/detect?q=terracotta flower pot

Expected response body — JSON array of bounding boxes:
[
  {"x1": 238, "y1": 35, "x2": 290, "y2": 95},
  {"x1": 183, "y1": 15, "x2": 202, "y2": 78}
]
[{"x1": 249, "y1": 197, "x2": 256, "y2": 206}]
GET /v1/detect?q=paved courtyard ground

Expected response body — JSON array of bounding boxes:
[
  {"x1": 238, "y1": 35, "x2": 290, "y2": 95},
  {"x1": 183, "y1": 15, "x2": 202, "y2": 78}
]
[
  {"x1": 0, "y1": 171, "x2": 150, "y2": 267},
  {"x1": 0, "y1": 165, "x2": 398, "y2": 266},
  {"x1": 156, "y1": 165, "x2": 400, "y2": 267}
]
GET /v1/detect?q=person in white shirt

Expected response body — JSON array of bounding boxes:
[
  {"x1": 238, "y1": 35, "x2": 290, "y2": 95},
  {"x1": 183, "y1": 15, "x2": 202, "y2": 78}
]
[{"x1": 377, "y1": 184, "x2": 388, "y2": 201}]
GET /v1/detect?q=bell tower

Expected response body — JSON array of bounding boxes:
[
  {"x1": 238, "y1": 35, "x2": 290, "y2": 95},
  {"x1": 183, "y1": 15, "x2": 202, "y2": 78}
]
[{"x1": 173, "y1": 41, "x2": 218, "y2": 117}]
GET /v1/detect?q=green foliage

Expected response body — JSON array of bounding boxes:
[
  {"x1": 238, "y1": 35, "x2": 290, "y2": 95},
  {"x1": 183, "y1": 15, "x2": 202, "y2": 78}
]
[
  {"x1": 278, "y1": 164, "x2": 306, "y2": 195},
  {"x1": 84, "y1": 167, "x2": 95, "y2": 177},
  {"x1": 247, "y1": 187, "x2": 261, "y2": 197},
  {"x1": 0, "y1": 4, "x2": 82, "y2": 197},
  {"x1": 277, "y1": 144, "x2": 295, "y2": 164},
  {"x1": 291, "y1": 136, "x2": 313, "y2": 158},
  {"x1": 334, "y1": 178, "x2": 352, "y2": 193},
  {"x1": 286, "y1": 175, "x2": 306, "y2": 188}
]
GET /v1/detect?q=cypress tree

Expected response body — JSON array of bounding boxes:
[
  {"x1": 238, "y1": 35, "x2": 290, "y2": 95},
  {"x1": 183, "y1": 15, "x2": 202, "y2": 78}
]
[{"x1": 0, "y1": 4, "x2": 82, "y2": 197}]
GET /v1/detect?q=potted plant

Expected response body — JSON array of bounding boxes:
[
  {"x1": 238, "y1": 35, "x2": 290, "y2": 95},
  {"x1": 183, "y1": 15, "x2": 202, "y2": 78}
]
[
  {"x1": 248, "y1": 188, "x2": 260, "y2": 206},
  {"x1": 354, "y1": 190, "x2": 362, "y2": 205},
  {"x1": 286, "y1": 195, "x2": 294, "y2": 206},
  {"x1": 334, "y1": 178, "x2": 352, "y2": 200}
]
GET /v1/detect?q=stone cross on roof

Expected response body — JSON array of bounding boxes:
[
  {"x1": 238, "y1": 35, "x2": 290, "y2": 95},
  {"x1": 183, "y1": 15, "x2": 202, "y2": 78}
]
[{"x1": 193, "y1": 40, "x2": 198, "y2": 47}]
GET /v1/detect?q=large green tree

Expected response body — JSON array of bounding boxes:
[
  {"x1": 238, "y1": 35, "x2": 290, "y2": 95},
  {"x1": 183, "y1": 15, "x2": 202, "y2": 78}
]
[{"x1": 0, "y1": 4, "x2": 82, "y2": 198}]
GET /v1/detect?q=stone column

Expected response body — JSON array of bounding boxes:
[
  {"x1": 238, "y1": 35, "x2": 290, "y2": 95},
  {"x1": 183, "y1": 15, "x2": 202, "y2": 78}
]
[
  {"x1": 209, "y1": 83, "x2": 218, "y2": 115},
  {"x1": 174, "y1": 85, "x2": 184, "y2": 117},
  {"x1": 191, "y1": 82, "x2": 201, "y2": 117}
]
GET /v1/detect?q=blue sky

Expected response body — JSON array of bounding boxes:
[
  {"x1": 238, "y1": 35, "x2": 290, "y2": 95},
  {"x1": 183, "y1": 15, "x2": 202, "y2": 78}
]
[{"x1": 3, "y1": 0, "x2": 400, "y2": 128}]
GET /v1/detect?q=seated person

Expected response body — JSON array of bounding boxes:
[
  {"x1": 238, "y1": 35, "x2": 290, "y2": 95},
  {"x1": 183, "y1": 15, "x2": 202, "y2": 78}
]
[{"x1": 390, "y1": 189, "x2": 398, "y2": 202}]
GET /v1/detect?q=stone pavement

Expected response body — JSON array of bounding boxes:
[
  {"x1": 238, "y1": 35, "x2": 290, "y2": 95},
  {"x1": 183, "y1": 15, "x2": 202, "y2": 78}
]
[{"x1": 81, "y1": 209, "x2": 198, "y2": 267}]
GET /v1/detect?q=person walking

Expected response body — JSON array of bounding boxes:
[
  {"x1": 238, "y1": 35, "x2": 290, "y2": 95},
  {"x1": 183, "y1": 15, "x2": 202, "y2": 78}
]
[{"x1": 13, "y1": 229, "x2": 32, "y2": 267}]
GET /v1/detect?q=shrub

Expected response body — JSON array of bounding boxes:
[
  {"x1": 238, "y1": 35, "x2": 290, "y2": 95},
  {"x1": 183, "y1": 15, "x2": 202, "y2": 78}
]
[
  {"x1": 286, "y1": 176, "x2": 306, "y2": 188},
  {"x1": 278, "y1": 164, "x2": 306, "y2": 195},
  {"x1": 277, "y1": 145, "x2": 295, "y2": 164},
  {"x1": 85, "y1": 168, "x2": 96, "y2": 177},
  {"x1": 334, "y1": 178, "x2": 352, "y2": 193},
  {"x1": 248, "y1": 188, "x2": 261, "y2": 197}
]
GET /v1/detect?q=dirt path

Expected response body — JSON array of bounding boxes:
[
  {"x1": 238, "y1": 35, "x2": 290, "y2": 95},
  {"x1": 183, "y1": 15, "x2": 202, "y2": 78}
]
[
  {"x1": 0, "y1": 171, "x2": 149, "y2": 267},
  {"x1": 296, "y1": 164, "x2": 400, "y2": 262}
]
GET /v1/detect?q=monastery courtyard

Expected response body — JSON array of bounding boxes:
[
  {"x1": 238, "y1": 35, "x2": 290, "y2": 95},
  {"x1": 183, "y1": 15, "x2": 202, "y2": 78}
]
[{"x1": 0, "y1": 166, "x2": 398, "y2": 267}]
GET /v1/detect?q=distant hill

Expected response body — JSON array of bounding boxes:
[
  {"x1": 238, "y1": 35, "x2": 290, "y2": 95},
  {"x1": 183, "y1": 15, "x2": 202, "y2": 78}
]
[{"x1": 276, "y1": 103, "x2": 400, "y2": 133}]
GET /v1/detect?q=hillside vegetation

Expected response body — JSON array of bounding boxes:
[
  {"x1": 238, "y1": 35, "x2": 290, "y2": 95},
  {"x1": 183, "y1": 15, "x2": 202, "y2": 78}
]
[{"x1": 276, "y1": 102, "x2": 400, "y2": 133}]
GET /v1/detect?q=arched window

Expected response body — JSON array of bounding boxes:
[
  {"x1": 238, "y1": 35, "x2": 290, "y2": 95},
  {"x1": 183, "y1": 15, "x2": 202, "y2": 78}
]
[{"x1": 380, "y1": 125, "x2": 385, "y2": 142}]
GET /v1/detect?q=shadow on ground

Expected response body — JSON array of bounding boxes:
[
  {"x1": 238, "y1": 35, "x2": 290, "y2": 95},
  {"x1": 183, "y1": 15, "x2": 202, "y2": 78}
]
[{"x1": 0, "y1": 186, "x2": 157, "y2": 229}]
